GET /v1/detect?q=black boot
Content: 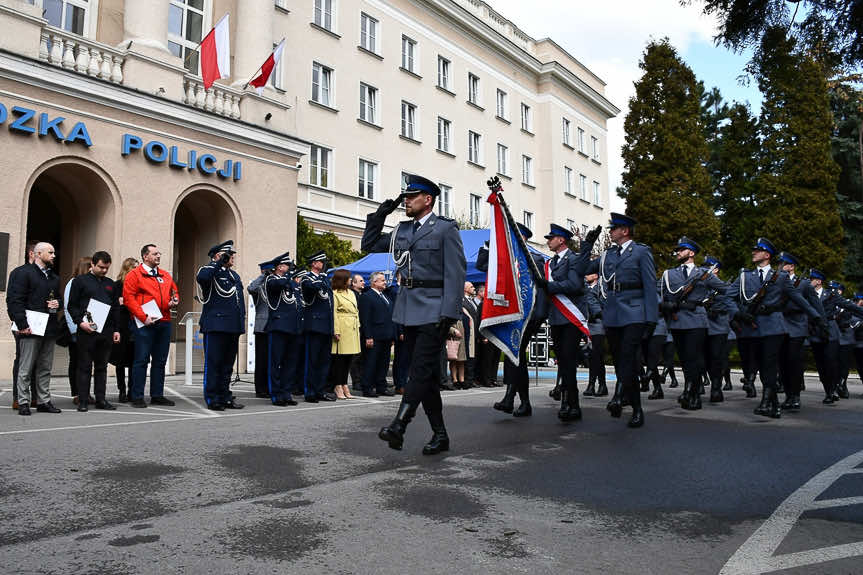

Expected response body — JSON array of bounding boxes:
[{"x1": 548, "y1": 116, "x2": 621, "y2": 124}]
[
  {"x1": 648, "y1": 370, "x2": 664, "y2": 400},
  {"x1": 549, "y1": 380, "x2": 562, "y2": 401},
  {"x1": 754, "y1": 388, "x2": 770, "y2": 416},
  {"x1": 677, "y1": 379, "x2": 691, "y2": 406},
  {"x1": 422, "y1": 411, "x2": 450, "y2": 455},
  {"x1": 513, "y1": 401, "x2": 532, "y2": 417},
  {"x1": 639, "y1": 370, "x2": 650, "y2": 392},
  {"x1": 668, "y1": 368, "x2": 679, "y2": 388},
  {"x1": 743, "y1": 376, "x2": 757, "y2": 398},
  {"x1": 683, "y1": 380, "x2": 702, "y2": 411},
  {"x1": 558, "y1": 385, "x2": 582, "y2": 422},
  {"x1": 767, "y1": 388, "x2": 782, "y2": 419},
  {"x1": 607, "y1": 382, "x2": 623, "y2": 418},
  {"x1": 379, "y1": 401, "x2": 417, "y2": 450},
  {"x1": 596, "y1": 380, "x2": 609, "y2": 396},
  {"x1": 838, "y1": 377, "x2": 850, "y2": 399},
  {"x1": 583, "y1": 378, "x2": 596, "y2": 397},
  {"x1": 781, "y1": 394, "x2": 800, "y2": 411},
  {"x1": 699, "y1": 375, "x2": 706, "y2": 395},
  {"x1": 709, "y1": 376, "x2": 724, "y2": 403},
  {"x1": 493, "y1": 383, "x2": 516, "y2": 413},
  {"x1": 628, "y1": 407, "x2": 644, "y2": 428},
  {"x1": 723, "y1": 369, "x2": 732, "y2": 391}
]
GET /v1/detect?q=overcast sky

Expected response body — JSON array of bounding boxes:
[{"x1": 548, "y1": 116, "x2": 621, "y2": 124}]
[{"x1": 486, "y1": 0, "x2": 762, "y2": 213}]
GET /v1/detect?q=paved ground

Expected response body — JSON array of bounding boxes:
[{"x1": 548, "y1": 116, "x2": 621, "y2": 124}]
[{"x1": 2, "y1": 371, "x2": 863, "y2": 574}]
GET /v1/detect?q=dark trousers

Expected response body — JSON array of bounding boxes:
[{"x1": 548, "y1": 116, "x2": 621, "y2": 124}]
[
  {"x1": 839, "y1": 344, "x2": 853, "y2": 383},
  {"x1": 363, "y1": 339, "x2": 393, "y2": 393},
  {"x1": 202, "y1": 332, "x2": 239, "y2": 406},
  {"x1": 550, "y1": 323, "x2": 583, "y2": 398},
  {"x1": 671, "y1": 328, "x2": 706, "y2": 385},
  {"x1": 662, "y1": 340, "x2": 677, "y2": 375},
  {"x1": 131, "y1": 321, "x2": 171, "y2": 400},
  {"x1": 392, "y1": 336, "x2": 409, "y2": 390},
  {"x1": 589, "y1": 334, "x2": 607, "y2": 385},
  {"x1": 331, "y1": 354, "x2": 354, "y2": 389},
  {"x1": 67, "y1": 340, "x2": 79, "y2": 395},
  {"x1": 503, "y1": 320, "x2": 542, "y2": 400},
  {"x1": 854, "y1": 346, "x2": 863, "y2": 383},
  {"x1": 254, "y1": 332, "x2": 269, "y2": 395},
  {"x1": 737, "y1": 337, "x2": 757, "y2": 381},
  {"x1": 294, "y1": 339, "x2": 306, "y2": 396},
  {"x1": 778, "y1": 336, "x2": 805, "y2": 396},
  {"x1": 349, "y1": 350, "x2": 365, "y2": 389},
  {"x1": 722, "y1": 337, "x2": 735, "y2": 382},
  {"x1": 402, "y1": 323, "x2": 445, "y2": 417},
  {"x1": 811, "y1": 339, "x2": 839, "y2": 395},
  {"x1": 752, "y1": 334, "x2": 784, "y2": 392},
  {"x1": 606, "y1": 324, "x2": 645, "y2": 409},
  {"x1": 644, "y1": 334, "x2": 663, "y2": 379},
  {"x1": 76, "y1": 332, "x2": 113, "y2": 402},
  {"x1": 477, "y1": 339, "x2": 499, "y2": 385},
  {"x1": 304, "y1": 332, "x2": 332, "y2": 398},
  {"x1": 705, "y1": 333, "x2": 729, "y2": 383},
  {"x1": 268, "y1": 331, "x2": 300, "y2": 402}
]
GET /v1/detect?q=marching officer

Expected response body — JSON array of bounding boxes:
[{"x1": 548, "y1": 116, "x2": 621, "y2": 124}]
[
  {"x1": 196, "y1": 240, "x2": 245, "y2": 411},
  {"x1": 584, "y1": 270, "x2": 609, "y2": 398},
  {"x1": 834, "y1": 282, "x2": 858, "y2": 398},
  {"x1": 300, "y1": 251, "x2": 336, "y2": 403},
  {"x1": 362, "y1": 174, "x2": 466, "y2": 455},
  {"x1": 728, "y1": 238, "x2": 824, "y2": 418},
  {"x1": 702, "y1": 255, "x2": 737, "y2": 404},
  {"x1": 248, "y1": 259, "x2": 275, "y2": 398},
  {"x1": 645, "y1": 282, "x2": 668, "y2": 400},
  {"x1": 264, "y1": 252, "x2": 303, "y2": 406},
  {"x1": 583, "y1": 213, "x2": 657, "y2": 428}
]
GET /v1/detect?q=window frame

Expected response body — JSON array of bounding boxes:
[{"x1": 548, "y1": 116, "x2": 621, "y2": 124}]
[
  {"x1": 168, "y1": 0, "x2": 209, "y2": 74},
  {"x1": 309, "y1": 144, "x2": 332, "y2": 189},
  {"x1": 439, "y1": 183, "x2": 452, "y2": 218},
  {"x1": 521, "y1": 154, "x2": 533, "y2": 186},
  {"x1": 564, "y1": 166, "x2": 573, "y2": 196},
  {"x1": 358, "y1": 158, "x2": 377, "y2": 200},
  {"x1": 311, "y1": 61, "x2": 334, "y2": 107},
  {"x1": 359, "y1": 82, "x2": 378, "y2": 124},
  {"x1": 359, "y1": 12, "x2": 378, "y2": 54},
  {"x1": 593, "y1": 180, "x2": 602, "y2": 205},
  {"x1": 591, "y1": 136, "x2": 600, "y2": 161},
  {"x1": 577, "y1": 127, "x2": 586, "y2": 153},
  {"x1": 579, "y1": 173, "x2": 588, "y2": 200},
  {"x1": 314, "y1": 0, "x2": 336, "y2": 32},
  {"x1": 468, "y1": 130, "x2": 482, "y2": 165},
  {"x1": 401, "y1": 100, "x2": 417, "y2": 140},
  {"x1": 520, "y1": 103, "x2": 532, "y2": 132},
  {"x1": 496, "y1": 89, "x2": 508, "y2": 120},
  {"x1": 562, "y1": 118, "x2": 571, "y2": 146},
  {"x1": 523, "y1": 211, "x2": 534, "y2": 234},
  {"x1": 401, "y1": 35, "x2": 418, "y2": 73},
  {"x1": 437, "y1": 56, "x2": 451, "y2": 90},
  {"x1": 469, "y1": 193, "x2": 481, "y2": 227},
  {"x1": 496, "y1": 143, "x2": 509, "y2": 176},
  {"x1": 468, "y1": 73, "x2": 481, "y2": 106},
  {"x1": 437, "y1": 116, "x2": 452, "y2": 153}
]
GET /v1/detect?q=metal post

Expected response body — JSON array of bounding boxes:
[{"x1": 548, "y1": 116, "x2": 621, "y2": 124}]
[{"x1": 185, "y1": 319, "x2": 194, "y2": 387}]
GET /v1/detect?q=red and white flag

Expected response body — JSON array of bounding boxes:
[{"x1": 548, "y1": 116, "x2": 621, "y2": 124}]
[
  {"x1": 200, "y1": 13, "x2": 230, "y2": 90},
  {"x1": 248, "y1": 38, "x2": 286, "y2": 95}
]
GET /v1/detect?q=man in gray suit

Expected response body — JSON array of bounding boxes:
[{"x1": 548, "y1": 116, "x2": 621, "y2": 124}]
[{"x1": 362, "y1": 174, "x2": 466, "y2": 455}]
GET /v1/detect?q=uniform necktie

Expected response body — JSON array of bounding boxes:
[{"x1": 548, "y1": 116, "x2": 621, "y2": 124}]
[
  {"x1": 759, "y1": 269, "x2": 765, "y2": 282},
  {"x1": 551, "y1": 254, "x2": 560, "y2": 266},
  {"x1": 413, "y1": 221, "x2": 421, "y2": 234},
  {"x1": 616, "y1": 245, "x2": 623, "y2": 256},
  {"x1": 682, "y1": 264, "x2": 689, "y2": 278}
]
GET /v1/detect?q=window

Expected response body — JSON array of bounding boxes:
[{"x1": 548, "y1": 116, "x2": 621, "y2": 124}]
[
  {"x1": 496, "y1": 89, "x2": 507, "y2": 119},
  {"x1": 401, "y1": 101, "x2": 417, "y2": 140},
  {"x1": 439, "y1": 184, "x2": 452, "y2": 218},
  {"x1": 470, "y1": 193, "x2": 481, "y2": 227},
  {"x1": 400, "y1": 171, "x2": 410, "y2": 193},
  {"x1": 468, "y1": 131, "x2": 482, "y2": 164},
  {"x1": 360, "y1": 13, "x2": 378, "y2": 53},
  {"x1": 523, "y1": 211, "x2": 534, "y2": 234},
  {"x1": 437, "y1": 117, "x2": 451, "y2": 153},
  {"x1": 566, "y1": 219, "x2": 576, "y2": 232},
  {"x1": 562, "y1": 118, "x2": 571, "y2": 146},
  {"x1": 309, "y1": 145, "x2": 332, "y2": 188},
  {"x1": 358, "y1": 159, "x2": 377, "y2": 199},
  {"x1": 577, "y1": 127, "x2": 585, "y2": 153},
  {"x1": 582, "y1": 224, "x2": 589, "y2": 237},
  {"x1": 401, "y1": 36, "x2": 417, "y2": 73},
  {"x1": 564, "y1": 166, "x2": 573, "y2": 195},
  {"x1": 468, "y1": 73, "x2": 480, "y2": 105},
  {"x1": 168, "y1": 0, "x2": 205, "y2": 73},
  {"x1": 44, "y1": 0, "x2": 90, "y2": 36},
  {"x1": 437, "y1": 56, "x2": 450, "y2": 90},
  {"x1": 522, "y1": 155, "x2": 533, "y2": 185},
  {"x1": 520, "y1": 103, "x2": 532, "y2": 132},
  {"x1": 269, "y1": 42, "x2": 284, "y2": 90},
  {"x1": 275, "y1": 0, "x2": 288, "y2": 8},
  {"x1": 591, "y1": 136, "x2": 600, "y2": 161},
  {"x1": 579, "y1": 173, "x2": 588, "y2": 200},
  {"x1": 312, "y1": 62, "x2": 333, "y2": 106},
  {"x1": 593, "y1": 181, "x2": 602, "y2": 205},
  {"x1": 496, "y1": 144, "x2": 509, "y2": 176},
  {"x1": 314, "y1": 0, "x2": 335, "y2": 31},
  {"x1": 359, "y1": 83, "x2": 377, "y2": 124}
]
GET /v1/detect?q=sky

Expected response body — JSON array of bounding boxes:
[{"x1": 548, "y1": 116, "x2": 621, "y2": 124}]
[{"x1": 486, "y1": 0, "x2": 764, "y2": 213}]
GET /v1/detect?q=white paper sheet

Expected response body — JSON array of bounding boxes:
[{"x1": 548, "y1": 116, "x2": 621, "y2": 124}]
[
  {"x1": 134, "y1": 299, "x2": 163, "y2": 328},
  {"x1": 12, "y1": 310, "x2": 50, "y2": 337},
  {"x1": 86, "y1": 298, "x2": 111, "y2": 334}
]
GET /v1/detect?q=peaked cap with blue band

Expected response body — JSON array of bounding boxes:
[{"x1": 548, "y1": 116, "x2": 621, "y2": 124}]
[
  {"x1": 854, "y1": 293, "x2": 863, "y2": 300},
  {"x1": 544, "y1": 223, "x2": 573, "y2": 240},
  {"x1": 608, "y1": 212, "x2": 636, "y2": 229},
  {"x1": 704, "y1": 254, "x2": 722, "y2": 269},
  {"x1": 208, "y1": 239, "x2": 235, "y2": 257},
  {"x1": 777, "y1": 251, "x2": 799, "y2": 266},
  {"x1": 675, "y1": 236, "x2": 701, "y2": 254},
  {"x1": 306, "y1": 250, "x2": 327, "y2": 264},
  {"x1": 752, "y1": 237, "x2": 776, "y2": 256},
  {"x1": 809, "y1": 268, "x2": 826, "y2": 280},
  {"x1": 258, "y1": 259, "x2": 275, "y2": 272},
  {"x1": 272, "y1": 251, "x2": 293, "y2": 266},
  {"x1": 829, "y1": 280, "x2": 844, "y2": 291},
  {"x1": 404, "y1": 174, "x2": 441, "y2": 197}
]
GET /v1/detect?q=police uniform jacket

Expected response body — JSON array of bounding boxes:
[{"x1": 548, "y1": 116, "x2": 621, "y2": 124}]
[
  {"x1": 586, "y1": 283, "x2": 605, "y2": 336},
  {"x1": 853, "y1": 317, "x2": 863, "y2": 348},
  {"x1": 782, "y1": 276, "x2": 823, "y2": 339},
  {"x1": 359, "y1": 288, "x2": 396, "y2": 341},
  {"x1": 476, "y1": 243, "x2": 548, "y2": 325},
  {"x1": 362, "y1": 212, "x2": 466, "y2": 327},
  {"x1": 661, "y1": 264, "x2": 729, "y2": 331},
  {"x1": 264, "y1": 274, "x2": 303, "y2": 335},
  {"x1": 833, "y1": 297, "x2": 863, "y2": 345},
  {"x1": 247, "y1": 273, "x2": 270, "y2": 333},
  {"x1": 301, "y1": 272, "x2": 334, "y2": 335},
  {"x1": 196, "y1": 262, "x2": 245, "y2": 334},
  {"x1": 728, "y1": 268, "x2": 819, "y2": 338},
  {"x1": 705, "y1": 285, "x2": 738, "y2": 336},
  {"x1": 585, "y1": 242, "x2": 658, "y2": 328},
  {"x1": 546, "y1": 248, "x2": 589, "y2": 326}
]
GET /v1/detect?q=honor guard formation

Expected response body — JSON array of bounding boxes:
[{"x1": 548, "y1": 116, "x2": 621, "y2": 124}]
[{"x1": 7, "y1": 175, "x2": 863, "y2": 456}]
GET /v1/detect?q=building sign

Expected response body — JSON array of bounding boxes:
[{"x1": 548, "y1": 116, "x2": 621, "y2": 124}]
[{"x1": 0, "y1": 103, "x2": 92, "y2": 146}]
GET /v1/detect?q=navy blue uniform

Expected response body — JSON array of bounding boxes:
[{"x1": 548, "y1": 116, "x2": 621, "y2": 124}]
[
  {"x1": 264, "y1": 274, "x2": 303, "y2": 404},
  {"x1": 301, "y1": 271, "x2": 334, "y2": 399}
]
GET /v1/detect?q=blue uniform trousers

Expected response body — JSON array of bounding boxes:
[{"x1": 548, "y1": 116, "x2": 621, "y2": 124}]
[
  {"x1": 203, "y1": 332, "x2": 239, "y2": 406},
  {"x1": 362, "y1": 339, "x2": 392, "y2": 394},
  {"x1": 304, "y1": 332, "x2": 331, "y2": 398},
  {"x1": 268, "y1": 332, "x2": 299, "y2": 402}
]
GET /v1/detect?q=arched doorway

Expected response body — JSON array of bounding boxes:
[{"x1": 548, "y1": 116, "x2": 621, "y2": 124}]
[{"x1": 172, "y1": 186, "x2": 239, "y2": 372}]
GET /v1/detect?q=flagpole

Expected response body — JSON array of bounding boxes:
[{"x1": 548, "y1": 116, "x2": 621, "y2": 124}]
[
  {"x1": 242, "y1": 38, "x2": 286, "y2": 91},
  {"x1": 486, "y1": 176, "x2": 545, "y2": 284}
]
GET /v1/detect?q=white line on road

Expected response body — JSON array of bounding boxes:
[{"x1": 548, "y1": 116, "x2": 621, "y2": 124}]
[{"x1": 164, "y1": 386, "x2": 219, "y2": 417}]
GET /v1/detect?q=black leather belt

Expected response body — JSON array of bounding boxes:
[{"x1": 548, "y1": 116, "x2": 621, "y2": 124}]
[
  {"x1": 612, "y1": 281, "x2": 643, "y2": 292},
  {"x1": 404, "y1": 279, "x2": 443, "y2": 289}
]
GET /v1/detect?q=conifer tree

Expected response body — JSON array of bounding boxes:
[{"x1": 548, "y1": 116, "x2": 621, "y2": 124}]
[{"x1": 830, "y1": 84, "x2": 863, "y2": 289}]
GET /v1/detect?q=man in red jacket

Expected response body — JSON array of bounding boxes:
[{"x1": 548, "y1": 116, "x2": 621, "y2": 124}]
[{"x1": 123, "y1": 244, "x2": 179, "y2": 408}]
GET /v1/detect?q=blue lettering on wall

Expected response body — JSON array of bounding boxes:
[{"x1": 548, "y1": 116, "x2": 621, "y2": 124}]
[
  {"x1": 169, "y1": 146, "x2": 187, "y2": 169},
  {"x1": 0, "y1": 103, "x2": 6, "y2": 124},
  {"x1": 144, "y1": 140, "x2": 168, "y2": 163},
  {"x1": 64, "y1": 122, "x2": 92, "y2": 146},
  {"x1": 2, "y1": 103, "x2": 91, "y2": 147},
  {"x1": 121, "y1": 134, "x2": 143, "y2": 156},
  {"x1": 122, "y1": 133, "x2": 241, "y2": 181},
  {"x1": 38, "y1": 113, "x2": 65, "y2": 140},
  {"x1": 198, "y1": 153, "x2": 218, "y2": 174},
  {"x1": 10, "y1": 107, "x2": 36, "y2": 134}
]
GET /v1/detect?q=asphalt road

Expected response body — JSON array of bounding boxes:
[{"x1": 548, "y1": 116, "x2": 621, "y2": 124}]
[{"x1": 2, "y1": 372, "x2": 863, "y2": 575}]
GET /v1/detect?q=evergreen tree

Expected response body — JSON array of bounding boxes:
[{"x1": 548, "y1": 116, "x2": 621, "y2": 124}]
[
  {"x1": 296, "y1": 214, "x2": 363, "y2": 268},
  {"x1": 830, "y1": 83, "x2": 863, "y2": 289},
  {"x1": 618, "y1": 39, "x2": 719, "y2": 264}
]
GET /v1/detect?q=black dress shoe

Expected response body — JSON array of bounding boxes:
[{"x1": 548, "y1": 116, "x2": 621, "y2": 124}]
[
  {"x1": 36, "y1": 402, "x2": 61, "y2": 413},
  {"x1": 823, "y1": 395, "x2": 835, "y2": 404},
  {"x1": 273, "y1": 399, "x2": 288, "y2": 406},
  {"x1": 208, "y1": 403, "x2": 226, "y2": 411},
  {"x1": 607, "y1": 398, "x2": 623, "y2": 418},
  {"x1": 18, "y1": 404, "x2": 31, "y2": 416},
  {"x1": 318, "y1": 393, "x2": 338, "y2": 402},
  {"x1": 440, "y1": 382, "x2": 456, "y2": 391},
  {"x1": 118, "y1": 392, "x2": 129, "y2": 403},
  {"x1": 648, "y1": 387, "x2": 664, "y2": 400},
  {"x1": 150, "y1": 396, "x2": 175, "y2": 406},
  {"x1": 595, "y1": 383, "x2": 609, "y2": 396},
  {"x1": 379, "y1": 389, "x2": 396, "y2": 397},
  {"x1": 709, "y1": 389, "x2": 724, "y2": 403},
  {"x1": 95, "y1": 400, "x2": 116, "y2": 410},
  {"x1": 285, "y1": 397, "x2": 298, "y2": 406},
  {"x1": 225, "y1": 401, "x2": 244, "y2": 409},
  {"x1": 305, "y1": 395, "x2": 319, "y2": 403},
  {"x1": 363, "y1": 391, "x2": 379, "y2": 398},
  {"x1": 628, "y1": 408, "x2": 645, "y2": 428},
  {"x1": 782, "y1": 396, "x2": 801, "y2": 411},
  {"x1": 549, "y1": 383, "x2": 562, "y2": 401},
  {"x1": 77, "y1": 403, "x2": 88, "y2": 412},
  {"x1": 131, "y1": 398, "x2": 147, "y2": 408},
  {"x1": 256, "y1": 392, "x2": 271, "y2": 399},
  {"x1": 513, "y1": 402, "x2": 532, "y2": 417}
]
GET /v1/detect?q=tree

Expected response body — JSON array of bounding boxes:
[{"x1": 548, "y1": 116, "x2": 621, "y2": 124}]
[
  {"x1": 618, "y1": 39, "x2": 720, "y2": 264},
  {"x1": 295, "y1": 214, "x2": 363, "y2": 268},
  {"x1": 830, "y1": 83, "x2": 863, "y2": 288}
]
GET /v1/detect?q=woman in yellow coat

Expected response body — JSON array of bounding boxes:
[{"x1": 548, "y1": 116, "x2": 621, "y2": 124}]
[{"x1": 331, "y1": 269, "x2": 359, "y2": 399}]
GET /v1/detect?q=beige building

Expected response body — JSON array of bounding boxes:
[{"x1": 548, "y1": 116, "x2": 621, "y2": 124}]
[{"x1": 0, "y1": 0, "x2": 615, "y2": 377}]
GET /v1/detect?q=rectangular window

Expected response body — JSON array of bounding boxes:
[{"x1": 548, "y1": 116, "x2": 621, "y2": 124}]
[
  {"x1": 497, "y1": 144, "x2": 508, "y2": 176},
  {"x1": 470, "y1": 193, "x2": 481, "y2": 227},
  {"x1": 582, "y1": 224, "x2": 589, "y2": 237},
  {"x1": 168, "y1": 0, "x2": 204, "y2": 73},
  {"x1": 564, "y1": 166, "x2": 573, "y2": 196},
  {"x1": 591, "y1": 136, "x2": 600, "y2": 161},
  {"x1": 562, "y1": 118, "x2": 571, "y2": 146},
  {"x1": 312, "y1": 62, "x2": 333, "y2": 106},
  {"x1": 579, "y1": 173, "x2": 588, "y2": 200},
  {"x1": 359, "y1": 83, "x2": 377, "y2": 124},
  {"x1": 400, "y1": 171, "x2": 410, "y2": 193},
  {"x1": 44, "y1": 0, "x2": 89, "y2": 35},
  {"x1": 401, "y1": 101, "x2": 417, "y2": 140},
  {"x1": 360, "y1": 13, "x2": 378, "y2": 53},
  {"x1": 314, "y1": 0, "x2": 334, "y2": 31},
  {"x1": 439, "y1": 184, "x2": 452, "y2": 218},
  {"x1": 401, "y1": 35, "x2": 417, "y2": 73},
  {"x1": 520, "y1": 103, "x2": 532, "y2": 132},
  {"x1": 358, "y1": 159, "x2": 376, "y2": 199},
  {"x1": 437, "y1": 56, "x2": 450, "y2": 90},
  {"x1": 577, "y1": 127, "x2": 585, "y2": 153},
  {"x1": 566, "y1": 218, "x2": 576, "y2": 232},
  {"x1": 593, "y1": 181, "x2": 601, "y2": 205},
  {"x1": 522, "y1": 155, "x2": 533, "y2": 185},
  {"x1": 496, "y1": 89, "x2": 507, "y2": 119},
  {"x1": 437, "y1": 117, "x2": 451, "y2": 153},
  {"x1": 269, "y1": 42, "x2": 284, "y2": 90},
  {"x1": 468, "y1": 131, "x2": 482, "y2": 164},
  {"x1": 309, "y1": 145, "x2": 332, "y2": 188},
  {"x1": 523, "y1": 211, "x2": 534, "y2": 234},
  {"x1": 468, "y1": 73, "x2": 480, "y2": 105}
]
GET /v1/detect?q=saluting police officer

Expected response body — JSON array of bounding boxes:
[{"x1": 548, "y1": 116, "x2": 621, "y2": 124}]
[
  {"x1": 583, "y1": 213, "x2": 657, "y2": 428},
  {"x1": 264, "y1": 252, "x2": 303, "y2": 406},
  {"x1": 248, "y1": 259, "x2": 275, "y2": 398},
  {"x1": 301, "y1": 251, "x2": 336, "y2": 403},
  {"x1": 196, "y1": 240, "x2": 245, "y2": 411},
  {"x1": 361, "y1": 174, "x2": 466, "y2": 455}
]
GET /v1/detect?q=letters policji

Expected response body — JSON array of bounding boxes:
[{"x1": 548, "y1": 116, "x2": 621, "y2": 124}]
[{"x1": 0, "y1": 102, "x2": 241, "y2": 182}]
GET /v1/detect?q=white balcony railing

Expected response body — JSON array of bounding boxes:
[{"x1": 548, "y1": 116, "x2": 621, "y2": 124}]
[
  {"x1": 39, "y1": 27, "x2": 124, "y2": 84},
  {"x1": 182, "y1": 76, "x2": 242, "y2": 120}
]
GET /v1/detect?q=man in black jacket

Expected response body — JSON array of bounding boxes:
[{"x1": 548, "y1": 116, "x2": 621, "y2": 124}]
[
  {"x1": 67, "y1": 251, "x2": 122, "y2": 411},
  {"x1": 7, "y1": 242, "x2": 62, "y2": 415},
  {"x1": 358, "y1": 271, "x2": 396, "y2": 397}
]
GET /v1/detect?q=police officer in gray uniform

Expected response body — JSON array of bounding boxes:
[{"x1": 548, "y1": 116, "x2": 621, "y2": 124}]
[
  {"x1": 248, "y1": 259, "x2": 275, "y2": 398},
  {"x1": 702, "y1": 255, "x2": 737, "y2": 404},
  {"x1": 362, "y1": 175, "x2": 466, "y2": 454}
]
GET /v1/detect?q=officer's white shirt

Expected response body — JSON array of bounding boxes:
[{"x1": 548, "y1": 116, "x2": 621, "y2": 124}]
[
  {"x1": 142, "y1": 263, "x2": 157, "y2": 275},
  {"x1": 683, "y1": 262, "x2": 695, "y2": 276},
  {"x1": 548, "y1": 248, "x2": 569, "y2": 283},
  {"x1": 618, "y1": 239, "x2": 633, "y2": 253},
  {"x1": 816, "y1": 286, "x2": 823, "y2": 298},
  {"x1": 756, "y1": 263, "x2": 771, "y2": 279},
  {"x1": 413, "y1": 211, "x2": 433, "y2": 229}
]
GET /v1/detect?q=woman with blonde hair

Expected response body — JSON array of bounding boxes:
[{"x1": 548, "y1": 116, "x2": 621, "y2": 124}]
[
  {"x1": 330, "y1": 269, "x2": 359, "y2": 399},
  {"x1": 109, "y1": 257, "x2": 138, "y2": 402},
  {"x1": 64, "y1": 257, "x2": 92, "y2": 403}
]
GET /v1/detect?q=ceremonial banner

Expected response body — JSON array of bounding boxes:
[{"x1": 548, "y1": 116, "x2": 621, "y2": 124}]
[
  {"x1": 479, "y1": 191, "x2": 536, "y2": 365},
  {"x1": 545, "y1": 260, "x2": 591, "y2": 339}
]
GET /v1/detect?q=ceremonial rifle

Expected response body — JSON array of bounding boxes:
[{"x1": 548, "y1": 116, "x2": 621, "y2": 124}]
[{"x1": 661, "y1": 264, "x2": 718, "y2": 322}]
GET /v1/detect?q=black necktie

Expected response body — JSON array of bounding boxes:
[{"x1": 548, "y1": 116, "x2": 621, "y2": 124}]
[
  {"x1": 379, "y1": 291, "x2": 389, "y2": 305},
  {"x1": 616, "y1": 245, "x2": 623, "y2": 256},
  {"x1": 413, "y1": 221, "x2": 421, "y2": 234},
  {"x1": 682, "y1": 265, "x2": 690, "y2": 278},
  {"x1": 552, "y1": 254, "x2": 560, "y2": 266},
  {"x1": 759, "y1": 269, "x2": 765, "y2": 282}
]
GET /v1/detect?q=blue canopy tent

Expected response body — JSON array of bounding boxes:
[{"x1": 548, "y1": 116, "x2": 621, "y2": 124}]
[{"x1": 331, "y1": 229, "x2": 547, "y2": 284}]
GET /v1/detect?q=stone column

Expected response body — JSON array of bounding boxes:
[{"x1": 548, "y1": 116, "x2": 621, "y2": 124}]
[
  {"x1": 123, "y1": 0, "x2": 171, "y2": 54},
  {"x1": 232, "y1": 0, "x2": 273, "y2": 88}
]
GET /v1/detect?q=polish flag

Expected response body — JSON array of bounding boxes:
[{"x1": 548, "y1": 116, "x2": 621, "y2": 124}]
[
  {"x1": 248, "y1": 39, "x2": 286, "y2": 95},
  {"x1": 200, "y1": 13, "x2": 230, "y2": 90}
]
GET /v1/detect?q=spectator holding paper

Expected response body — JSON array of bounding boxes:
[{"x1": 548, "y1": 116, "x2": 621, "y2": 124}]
[{"x1": 122, "y1": 244, "x2": 179, "y2": 408}]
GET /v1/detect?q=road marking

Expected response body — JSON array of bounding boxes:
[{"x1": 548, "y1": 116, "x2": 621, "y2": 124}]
[
  {"x1": 0, "y1": 417, "x2": 201, "y2": 435},
  {"x1": 164, "y1": 386, "x2": 219, "y2": 417},
  {"x1": 720, "y1": 448, "x2": 863, "y2": 575}
]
